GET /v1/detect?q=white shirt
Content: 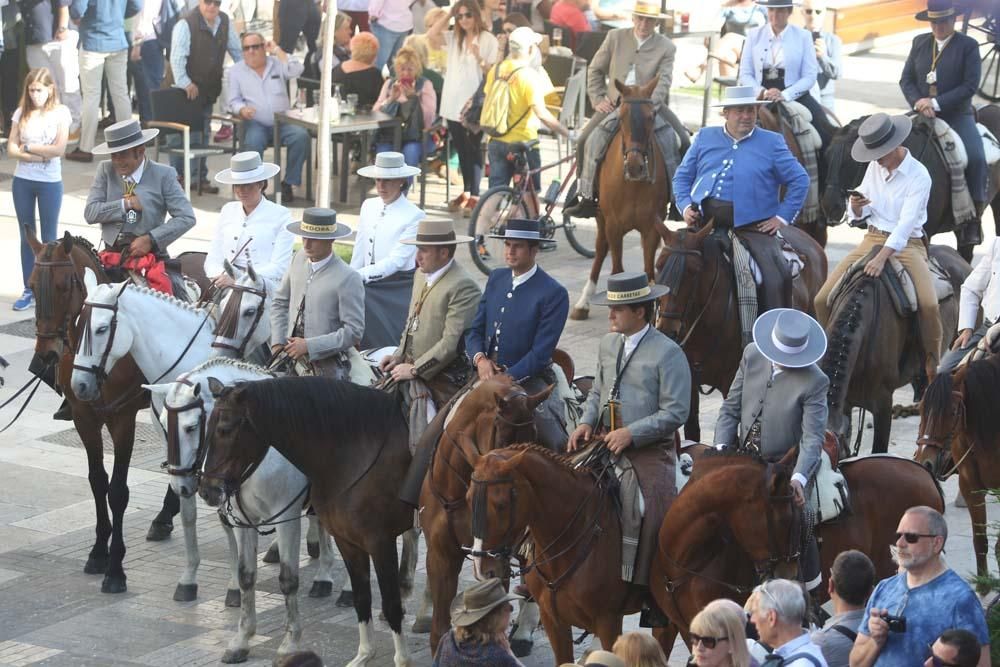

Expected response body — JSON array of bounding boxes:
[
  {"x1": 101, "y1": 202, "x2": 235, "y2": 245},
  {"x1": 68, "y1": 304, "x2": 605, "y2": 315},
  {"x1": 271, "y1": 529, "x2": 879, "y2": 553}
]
[
  {"x1": 511, "y1": 263, "x2": 538, "y2": 290},
  {"x1": 440, "y1": 31, "x2": 500, "y2": 122},
  {"x1": 309, "y1": 254, "x2": 334, "y2": 273},
  {"x1": 426, "y1": 259, "x2": 454, "y2": 287},
  {"x1": 350, "y1": 195, "x2": 423, "y2": 283},
  {"x1": 847, "y1": 149, "x2": 931, "y2": 252},
  {"x1": 623, "y1": 33, "x2": 651, "y2": 86},
  {"x1": 766, "y1": 24, "x2": 786, "y2": 69},
  {"x1": 959, "y1": 237, "x2": 1000, "y2": 330},
  {"x1": 205, "y1": 198, "x2": 295, "y2": 290},
  {"x1": 623, "y1": 323, "x2": 649, "y2": 358},
  {"x1": 12, "y1": 105, "x2": 71, "y2": 183}
]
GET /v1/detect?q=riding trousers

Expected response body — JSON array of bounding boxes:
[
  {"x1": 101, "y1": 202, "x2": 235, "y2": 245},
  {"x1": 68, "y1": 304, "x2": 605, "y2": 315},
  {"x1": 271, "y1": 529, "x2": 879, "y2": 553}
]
[
  {"x1": 941, "y1": 110, "x2": 988, "y2": 204},
  {"x1": 762, "y1": 72, "x2": 835, "y2": 149},
  {"x1": 520, "y1": 372, "x2": 570, "y2": 453},
  {"x1": 938, "y1": 318, "x2": 993, "y2": 374}
]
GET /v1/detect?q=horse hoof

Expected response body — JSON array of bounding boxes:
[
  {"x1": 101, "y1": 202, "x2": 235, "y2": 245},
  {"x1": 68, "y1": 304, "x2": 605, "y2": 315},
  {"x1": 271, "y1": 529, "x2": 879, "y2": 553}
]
[
  {"x1": 569, "y1": 307, "x2": 589, "y2": 321},
  {"x1": 83, "y1": 555, "x2": 108, "y2": 575},
  {"x1": 225, "y1": 589, "x2": 242, "y2": 607},
  {"x1": 262, "y1": 542, "x2": 280, "y2": 564},
  {"x1": 309, "y1": 580, "x2": 333, "y2": 598},
  {"x1": 307, "y1": 540, "x2": 320, "y2": 559},
  {"x1": 146, "y1": 520, "x2": 173, "y2": 542},
  {"x1": 101, "y1": 574, "x2": 127, "y2": 594},
  {"x1": 173, "y1": 583, "x2": 198, "y2": 602},
  {"x1": 411, "y1": 617, "x2": 432, "y2": 634},
  {"x1": 335, "y1": 590, "x2": 354, "y2": 608},
  {"x1": 221, "y1": 648, "x2": 249, "y2": 664},
  {"x1": 510, "y1": 638, "x2": 534, "y2": 657}
]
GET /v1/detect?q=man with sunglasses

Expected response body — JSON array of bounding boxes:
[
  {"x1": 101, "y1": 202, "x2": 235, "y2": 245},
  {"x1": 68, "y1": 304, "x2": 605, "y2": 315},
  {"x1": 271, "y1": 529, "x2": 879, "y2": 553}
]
[
  {"x1": 851, "y1": 506, "x2": 989, "y2": 667},
  {"x1": 801, "y1": 0, "x2": 841, "y2": 113},
  {"x1": 925, "y1": 629, "x2": 983, "y2": 667}
]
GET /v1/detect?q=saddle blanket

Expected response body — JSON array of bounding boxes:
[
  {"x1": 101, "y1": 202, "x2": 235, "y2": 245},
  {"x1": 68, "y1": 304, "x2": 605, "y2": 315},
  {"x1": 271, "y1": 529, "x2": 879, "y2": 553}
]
[
  {"x1": 826, "y1": 250, "x2": 953, "y2": 316},
  {"x1": 778, "y1": 100, "x2": 822, "y2": 225},
  {"x1": 933, "y1": 119, "x2": 1000, "y2": 168},
  {"x1": 980, "y1": 123, "x2": 1000, "y2": 165},
  {"x1": 742, "y1": 231, "x2": 804, "y2": 285},
  {"x1": 923, "y1": 116, "x2": 976, "y2": 226}
]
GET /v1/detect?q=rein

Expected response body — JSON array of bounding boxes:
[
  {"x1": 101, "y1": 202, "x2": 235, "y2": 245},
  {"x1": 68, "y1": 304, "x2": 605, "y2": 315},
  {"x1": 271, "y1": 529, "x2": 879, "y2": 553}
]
[
  {"x1": 917, "y1": 389, "x2": 971, "y2": 480},
  {"x1": 211, "y1": 281, "x2": 268, "y2": 357},
  {"x1": 620, "y1": 98, "x2": 657, "y2": 183},
  {"x1": 33, "y1": 258, "x2": 84, "y2": 343},
  {"x1": 656, "y1": 231, "x2": 723, "y2": 348}
]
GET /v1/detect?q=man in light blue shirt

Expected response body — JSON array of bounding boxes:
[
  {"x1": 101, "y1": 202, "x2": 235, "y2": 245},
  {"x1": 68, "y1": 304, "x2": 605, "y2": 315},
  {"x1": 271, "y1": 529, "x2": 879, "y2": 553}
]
[
  {"x1": 751, "y1": 578, "x2": 829, "y2": 666},
  {"x1": 227, "y1": 31, "x2": 309, "y2": 203}
]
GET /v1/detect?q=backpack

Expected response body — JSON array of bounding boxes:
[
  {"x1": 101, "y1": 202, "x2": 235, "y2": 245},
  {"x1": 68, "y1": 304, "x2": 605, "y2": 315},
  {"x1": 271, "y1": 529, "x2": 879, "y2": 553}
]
[{"x1": 477, "y1": 63, "x2": 531, "y2": 139}]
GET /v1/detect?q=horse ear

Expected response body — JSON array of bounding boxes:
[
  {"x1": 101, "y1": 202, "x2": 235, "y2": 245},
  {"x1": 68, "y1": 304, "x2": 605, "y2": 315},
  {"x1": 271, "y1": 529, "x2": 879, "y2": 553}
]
[
  {"x1": 207, "y1": 376, "x2": 226, "y2": 397},
  {"x1": 24, "y1": 225, "x2": 43, "y2": 254},
  {"x1": 638, "y1": 77, "x2": 657, "y2": 100},
  {"x1": 83, "y1": 267, "x2": 99, "y2": 294},
  {"x1": 143, "y1": 382, "x2": 173, "y2": 396},
  {"x1": 693, "y1": 219, "x2": 715, "y2": 241},
  {"x1": 223, "y1": 259, "x2": 236, "y2": 279},
  {"x1": 613, "y1": 79, "x2": 626, "y2": 97},
  {"x1": 61, "y1": 231, "x2": 74, "y2": 255},
  {"x1": 526, "y1": 384, "x2": 554, "y2": 410},
  {"x1": 246, "y1": 261, "x2": 258, "y2": 283}
]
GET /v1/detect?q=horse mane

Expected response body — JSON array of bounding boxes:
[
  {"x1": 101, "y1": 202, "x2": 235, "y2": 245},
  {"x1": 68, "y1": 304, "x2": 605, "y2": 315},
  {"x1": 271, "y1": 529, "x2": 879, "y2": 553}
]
[
  {"x1": 35, "y1": 236, "x2": 102, "y2": 320},
  {"x1": 960, "y1": 356, "x2": 1000, "y2": 447},
  {"x1": 496, "y1": 442, "x2": 576, "y2": 468},
  {"x1": 820, "y1": 273, "x2": 877, "y2": 414},
  {"x1": 920, "y1": 369, "x2": 954, "y2": 424},
  {"x1": 188, "y1": 357, "x2": 272, "y2": 377},
  {"x1": 121, "y1": 281, "x2": 212, "y2": 317}
]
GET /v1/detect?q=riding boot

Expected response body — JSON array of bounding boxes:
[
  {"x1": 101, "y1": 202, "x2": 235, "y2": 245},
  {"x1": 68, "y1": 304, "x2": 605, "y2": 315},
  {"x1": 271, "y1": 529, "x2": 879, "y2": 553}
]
[
  {"x1": 638, "y1": 590, "x2": 670, "y2": 628},
  {"x1": 563, "y1": 195, "x2": 599, "y2": 219}
]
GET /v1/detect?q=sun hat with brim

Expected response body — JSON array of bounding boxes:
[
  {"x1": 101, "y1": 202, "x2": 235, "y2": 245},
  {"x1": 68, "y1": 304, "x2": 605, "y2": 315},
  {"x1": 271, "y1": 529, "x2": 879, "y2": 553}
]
[
  {"x1": 752, "y1": 308, "x2": 827, "y2": 368},
  {"x1": 509, "y1": 26, "x2": 543, "y2": 51},
  {"x1": 584, "y1": 650, "x2": 627, "y2": 667},
  {"x1": 92, "y1": 119, "x2": 159, "y2": 155},
  {"x1": 916, "y1": 0, "x2": 956, "y2": 21},
  {"x1": 215, "y1": 151, "x2": 280, "y2": 185},
  {"x1": 632, "y1": 0, "x2": 669, "y2": 19},
  {"x1": 357, "y1": 151, "x2": 421, "y2": 179},
  {"x1": 449, "y1": 579, "x2": 523, "y2": 627},
  {"x1": 712, "y1": 85, "x2": 769, "y2": 107},
  {"x1": 400, "y1": 219, "x2": 473, "y2": 245},
  {"x1": 285, "y1": 207, "x2": 352, "y2": 240},
  {"x1": 850, "y1": 113, "x2": 912, "y2": 162},
  {"x1": 591, "y1": 271, "x2": 669, "y2": 306},
  {"x1": 755, "y1": 0, "x2": 801, "y2": 7},
  {"x1": 489, "y1": 218, "x2": 543, "y2": 241}
]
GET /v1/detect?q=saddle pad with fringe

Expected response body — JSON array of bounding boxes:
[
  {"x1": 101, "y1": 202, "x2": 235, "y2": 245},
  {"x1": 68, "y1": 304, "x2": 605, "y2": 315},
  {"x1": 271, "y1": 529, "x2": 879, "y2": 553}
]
[
  {"x1": 777, "y1": 101, "x2": 822, "y2": 225},
  {"x1": 932, "y1": 118, "x2": 967, "y2": 168},
  {"x1": 978, "y1": 123, "x2": 1000, "y2": 165},
  {"x1": 826, "y1": 247, "x2": 953, "y2": 318},
  {"x1": 813, "y1": 449, "x2": 850, "y2": 524},
  {"x1": 917, "y1": 115, "x2": 977, "y2": 227}
]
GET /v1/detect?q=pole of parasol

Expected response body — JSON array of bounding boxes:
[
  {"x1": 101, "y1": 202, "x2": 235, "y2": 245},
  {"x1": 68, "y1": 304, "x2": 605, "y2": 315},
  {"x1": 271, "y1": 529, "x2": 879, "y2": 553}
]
[{"x1": 315, "y1": 0, "x2": 338, "y2": 207}]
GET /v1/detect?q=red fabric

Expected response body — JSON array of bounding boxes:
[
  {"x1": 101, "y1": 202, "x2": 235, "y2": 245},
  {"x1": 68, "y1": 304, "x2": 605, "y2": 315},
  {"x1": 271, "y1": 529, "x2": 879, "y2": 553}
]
[
  {"x1": 550, "y1": 2, "x2": 591, "y2": 37},
  {"x1": 99, "y1": 250, "x2": 174, "y2": 295}
]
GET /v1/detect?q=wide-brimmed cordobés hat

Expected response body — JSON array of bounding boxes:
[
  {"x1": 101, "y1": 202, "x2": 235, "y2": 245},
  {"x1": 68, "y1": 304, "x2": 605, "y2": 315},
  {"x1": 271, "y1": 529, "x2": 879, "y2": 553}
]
[
  {"x1": 357, "y1": 151, "x2": 421, "y2": 179},
  {"x1": 449, "y1": 579, "x2": 522, "y2": 627},
  {"x1": 285, "y1": 207, "x2": 352, "y2": 240},
  {"x1": 712, "y1": 85, "x2": 769, "y2": 107},
  {"x1": 400, "y1": 219, "x2": 473, "y2": 245},
  {"x1": 591, "y1": 271, "x2": 669, "y2": 306},
  {"x1": 632, "y1": 0, "x2": 669, "y2": 19},
  {"x1": 850, "y1": 113, "x2": 912, "y2": 162},
  {"x1": 92, "y1": 119, "x2": 159, "y2": 155},
  {"x1": 916, "y1": 0, "x2": 956, "y2": 21},
  {"x1": 753, "y1": 308, "x2": 827, "y2": 368},
  {"x1": 215, "y1": 151, "x2": 281, "y2": 185},
  {"x1": 488, "y1": 218, "x2": 542, "y2": 241}
]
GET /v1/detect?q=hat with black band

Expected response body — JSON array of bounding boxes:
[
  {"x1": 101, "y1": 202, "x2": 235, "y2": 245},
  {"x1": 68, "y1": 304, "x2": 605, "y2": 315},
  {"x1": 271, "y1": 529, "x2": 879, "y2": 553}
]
[
  {"x1": 92, "y1": 119, "x2": 159, "y2": 155},
  {"x1": 286, "y1": 207, "x2": 352, "y2": 240},
  {"x1": 916, "y1": 0, "x2": 956, "y2": 21},
  {"x1": 400, "y1": 219, "x2": 473, "y2": 245},
  {"x1": 488, "y1": 218, "x2": 544, "y2": 241},
  {"x1": 590, "y1": 271, "x2": 669, "y2": 306}
]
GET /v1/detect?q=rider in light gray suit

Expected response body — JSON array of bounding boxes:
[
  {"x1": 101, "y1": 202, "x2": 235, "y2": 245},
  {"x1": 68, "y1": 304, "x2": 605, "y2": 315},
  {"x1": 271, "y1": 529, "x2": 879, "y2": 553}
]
[{"x1": 715, "y1": 308, "x2": 829, "y2": 592}]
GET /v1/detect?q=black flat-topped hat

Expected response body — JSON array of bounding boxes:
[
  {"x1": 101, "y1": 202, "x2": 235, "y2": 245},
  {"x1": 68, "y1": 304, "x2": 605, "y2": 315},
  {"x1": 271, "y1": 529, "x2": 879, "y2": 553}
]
[
  {"x1": 755, "y1": 0, "x2": 801, "y2": 8},
  {"x1": 916, "y1": 0, "x2": 956, "y2": 21},
  {"x1": 488, "y1": 218, "x2": 542, "y2": 241},
  {"x1": 286, "y1": 207, "x2": 352, "y2": 240},
  {"x1": 92, "y1": 119, "x2": 159, "y2": 155},
  {"x1": 752, "y1": 308, "x2": 827, "y2": 367},
  {"x1": 850, "y1": 113, "x2": 912, "y2": 162},
  {"x1": 400, "y1": 219, "x2": 473, "y2": 245},
  {"x1": 590, "y1": 271, "x2": 669, "y2": 306}
]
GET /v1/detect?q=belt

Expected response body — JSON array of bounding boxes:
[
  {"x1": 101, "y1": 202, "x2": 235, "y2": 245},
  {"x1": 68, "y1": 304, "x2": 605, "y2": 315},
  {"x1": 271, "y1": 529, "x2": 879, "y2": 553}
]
[{"x1": 867, "y1": 225, "x2": 890, "y2": 236}]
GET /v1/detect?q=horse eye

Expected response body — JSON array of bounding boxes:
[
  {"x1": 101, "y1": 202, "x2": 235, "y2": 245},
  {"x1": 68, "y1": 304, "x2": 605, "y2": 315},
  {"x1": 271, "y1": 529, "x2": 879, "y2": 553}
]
[
  {"x1": 184, "y1": 424, "x2": 198, "y2": 434},
  {"x1": 95, "y1": 325, "x2": 109, "y2": 335},
  {"x1": 243, "y1": 308, "x2": 257, "y2": 317}
]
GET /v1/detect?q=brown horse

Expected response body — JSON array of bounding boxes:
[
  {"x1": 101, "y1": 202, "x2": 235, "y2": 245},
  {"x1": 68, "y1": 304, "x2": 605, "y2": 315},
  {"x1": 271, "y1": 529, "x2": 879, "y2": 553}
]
[
  {"x1": 569, "y1": 78, "x2": 676, "y2": 320},
  {"x1": 201, "y1": 376, "x2": 415, "y2": 666},
  {"x1": 654, "y1": 220, "x2": 827, "y2": 441},
  {"x1": 652, "y1": 450, "x2": 945, "y2": 650},
  {"x1": 822, "y1": 246, "x2": 969, "y2": 454},
  {"x1": 915, "y1": 354, "x2": 1000, "y2": 592},
  {"x1": 417, "y1": 376, "x2": 550, "y2": 655}
]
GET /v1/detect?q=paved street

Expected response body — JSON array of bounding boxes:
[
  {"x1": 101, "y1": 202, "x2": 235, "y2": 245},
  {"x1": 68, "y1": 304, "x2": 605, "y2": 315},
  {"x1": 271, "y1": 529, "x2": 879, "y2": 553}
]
[{"x1": 0, "y1": 32, "x2": 997, "y2": 667}]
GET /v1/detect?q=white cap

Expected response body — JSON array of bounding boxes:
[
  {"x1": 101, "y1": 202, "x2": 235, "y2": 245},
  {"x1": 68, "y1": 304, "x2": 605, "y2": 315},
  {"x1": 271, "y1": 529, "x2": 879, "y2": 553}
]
[{"x1": 509, "y1": 26, "x2": 543, "y2": 52}]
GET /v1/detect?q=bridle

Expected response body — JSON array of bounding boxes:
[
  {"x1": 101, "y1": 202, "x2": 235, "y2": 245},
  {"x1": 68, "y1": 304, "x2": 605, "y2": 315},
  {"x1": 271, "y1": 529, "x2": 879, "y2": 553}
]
[
  {"x1": 200, "y1": 401, "x2": 266, "y2": 492},
  {"x1": 211, "y1": 281, "x2": 268, "y2": 357},
  {"x1": 33, "y1": 256, "x2": 86, "y2": 344},
  {"x1": 165, "y1": 377, "x2": 207, "y2": 479},
  {"x1": 916, "y1": 389, "x2": 970, "y2": 480},
  {"x1": 72, "y1": 283, "x2": 128, "y2": 385},
  {"x1": 620, "y1": 97, "x2": 656, "y2": 183},
  {"x1": 656, "y1": 229, "x2": 725, "y2": 348}
]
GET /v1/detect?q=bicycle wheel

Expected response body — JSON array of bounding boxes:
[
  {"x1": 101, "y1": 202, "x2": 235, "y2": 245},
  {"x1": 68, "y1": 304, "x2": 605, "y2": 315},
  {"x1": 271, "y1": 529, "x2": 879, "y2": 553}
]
[
  {"x1": 468, "y1": 186, "x2": 529, "y2": 275},
  {"x1": 561, "y1": 179, "x2": 597, "y2": 259}
]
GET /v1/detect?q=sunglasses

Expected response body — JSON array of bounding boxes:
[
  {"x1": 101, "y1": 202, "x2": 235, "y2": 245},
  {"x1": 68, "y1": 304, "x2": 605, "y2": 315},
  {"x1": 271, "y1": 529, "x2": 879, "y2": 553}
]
[
  {"x1": 896, "y1": 532, "x2": 937, "y2": 544},
  {"x1": 203, "y1": 0, "x2": 222, "y2": 5},
  {"x1": 242, "y1": 43, "x2": 265, "y2": 51},
  {"x1": 457, "y1": 11, "x2": 474, "y2": 18},
  {"x1": 690, "y1": 633, "x2": 728, "y2": 649},
  {"x1": 804, "y1": 8, "x2": 823, "y2": 14}
]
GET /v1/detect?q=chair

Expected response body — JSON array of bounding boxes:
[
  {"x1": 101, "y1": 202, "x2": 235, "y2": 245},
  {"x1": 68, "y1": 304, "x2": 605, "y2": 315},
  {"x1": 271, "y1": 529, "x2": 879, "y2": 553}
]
[
  {"x1": 148, "y1": 88, "x2": 237, "y2": 198},
  {"x1": 543, "y1": 53, "x2": 577, "y2": 92},
  {"x1": 574, "y1": 29, "x2": 608, "y2": 63}
]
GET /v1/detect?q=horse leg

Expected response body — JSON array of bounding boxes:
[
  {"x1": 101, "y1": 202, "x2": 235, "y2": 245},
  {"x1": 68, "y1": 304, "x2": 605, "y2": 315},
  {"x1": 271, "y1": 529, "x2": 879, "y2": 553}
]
[
  {"x1": 399, "y1": 526, "x2": 419, "y2": 601},
  {"x1": 371, "y1": 538, "x2": 411, "y2": 667},
  {"x1": 147, "y1": 484, "x2": 179, "y2": 541},
  {"x1": 653, "y1": 624, "x2": 679, "y2": 663},
  {"x1": 78, "y1": 416, "x2": 111, "y2": 577},
  {"x1": 594, "y1": 615, "x2": 624, "y2": 661},
  {"x1": 308, "y1": 516, "x2": 335, "y2": 598},
  {"x1": 641, "y1": 225, "x2": 659, "y2": 283},
  {"x1": 221, "y1": 513, "x2": 242, "y2": 607},
  {"x1": 962, "y1": 472, "x2": 991, "y2": 593},
  {"x1": 538, "y1": 601, "x2": 575, "y2": 664},
  {"x1": 275, "y1": 521, "x2": 303, "y2": 657},
  {"x1": 427, "y1": 540, "x2": 463, "y2": 653},
  {"x1": 172, "y1": 493, "x2": 201, "y2": 601},
  {"x1": 510, "y1": 598, "x2": 540, "y2": 657},
  {"x1": 870, "y1": 393, "x2": 893, "y2": 455},
  {"x1": 411, "y1": 582, "x2": 433, "y2": 634},
  {"x1": 222, "y1": 527, "x2": 258, "y2": 664},
  {"x1": 609, "y1": 225, "x2": 626, "y2": 275},
  {"x1": 570, "y1": 223, "x2": 609, "y2": 321},
  {"x1": 683, "y1": 375, "x2": 701, "y2": 443},
  {"x1": 306, "y1": 510, "x2": 320, "y2": 559},
  {"x1": 102, "y1": 413, "x2": 139, "y2": 593},
  {"x1": 337, "y1": 536, "x2": 377, "y2": 667}
]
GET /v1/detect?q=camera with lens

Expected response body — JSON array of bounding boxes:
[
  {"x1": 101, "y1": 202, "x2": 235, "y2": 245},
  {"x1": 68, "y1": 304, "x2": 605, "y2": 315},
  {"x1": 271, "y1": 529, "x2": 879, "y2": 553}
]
[{"x1": 880, "y1": 612, "x2": 906, "y2": 633}]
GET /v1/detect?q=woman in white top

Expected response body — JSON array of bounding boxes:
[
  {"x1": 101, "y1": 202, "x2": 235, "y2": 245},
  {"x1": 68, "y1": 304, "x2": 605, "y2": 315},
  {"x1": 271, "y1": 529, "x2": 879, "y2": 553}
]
[
  {"x1": 8, "y1": 68, "x2": 71, "y2": 311},
  {"x1": 208, "y1": 152, "x2": 295, "y2": 293},
  {"x1": 427, "y1": 1, "x2": 499, "y2": 214}
]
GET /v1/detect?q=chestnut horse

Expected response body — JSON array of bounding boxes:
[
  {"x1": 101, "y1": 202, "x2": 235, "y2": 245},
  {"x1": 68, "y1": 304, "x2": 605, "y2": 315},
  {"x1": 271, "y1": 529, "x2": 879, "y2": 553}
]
[
  {"x1": 915, "y1": 354, "x2": 1000, "y2": 592},
  {"x1": 654, "y1": 220, "x2": 826, "y2": 441},
  {"x1": 570, "y1": 78, "x2": 676, "y2": 320},
  {"x1": 652, "y1": 450, "x2": 944, "y2": 650}
]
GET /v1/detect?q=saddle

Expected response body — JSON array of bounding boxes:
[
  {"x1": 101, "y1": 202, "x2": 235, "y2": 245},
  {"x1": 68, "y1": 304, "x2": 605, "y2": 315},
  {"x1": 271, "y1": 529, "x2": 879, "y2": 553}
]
[
  {"x1": 813, "y1": 433, "x2": 850, "y2": 524},
  {"x1": 731, "y1": 227, "x2": 796, "y2": 310}
]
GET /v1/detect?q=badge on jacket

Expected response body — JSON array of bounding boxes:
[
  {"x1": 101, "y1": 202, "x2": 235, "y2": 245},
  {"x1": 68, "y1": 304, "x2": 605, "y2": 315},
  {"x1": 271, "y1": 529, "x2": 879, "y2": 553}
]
[
  {"x1": 926, "y1": 70, "x2": 937, "y2": 85},
  {"x1": 125, "y1": 209, "x2": 138, "y2": 225}
]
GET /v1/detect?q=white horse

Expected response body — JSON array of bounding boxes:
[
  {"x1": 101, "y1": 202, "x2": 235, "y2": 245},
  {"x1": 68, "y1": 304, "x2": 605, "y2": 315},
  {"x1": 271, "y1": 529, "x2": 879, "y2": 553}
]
[{"x1": 146, "y1": 357, "x2": 337, "y2": 663}]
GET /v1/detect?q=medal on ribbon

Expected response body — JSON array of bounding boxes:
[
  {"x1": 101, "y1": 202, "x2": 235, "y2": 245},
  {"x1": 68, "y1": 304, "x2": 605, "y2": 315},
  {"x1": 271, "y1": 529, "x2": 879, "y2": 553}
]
[
  {"x1": 926, "y1": 70, "x2": 937, "y2": 85},
  {"x1": 123, "y1": 177, "x2": 138, "y2": 225}
]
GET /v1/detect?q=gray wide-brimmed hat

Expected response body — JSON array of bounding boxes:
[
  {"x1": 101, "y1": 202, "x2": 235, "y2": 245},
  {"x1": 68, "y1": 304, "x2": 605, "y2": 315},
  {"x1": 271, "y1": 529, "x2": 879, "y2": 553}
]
[
  {"x1": 850, "y1": 113, "x2": 912, "y2": 162},
  {"x1": 712, "y1": 85, "x2": 769, "y2": 108},
  {"x1": 488, "y1": 218, "x2": 543, "y2": 241},
  {"x1": 449, "y1": 579, "x2": 522, "y2": 627},
  {"x1": 400, "y1": 219, "x2": 473, "y2": 245},
  {"x1": 285, "y1": 207, "x2": 352, "y2": 240},
  {"x1": 755, "y1": 0, "x2": 801, "y2": 7},
  {"x1": 753, "y1": 308, "x2": 827, "y2": 368},
  {"x1": 916, "y1": 0, "x2": 956, "y2": 21},
  {"x1": 357, "y1": 151, "x2": 421, "y2": 179},
  {"x1": 92, "y1": 119, "x2": 159, "y2": 155},
  {"x1": 591, "y1": 271, "x2": 669, "y2": 306},
  {"x1": 215, "y1": 151, "x2": 280, "y2": 185}
]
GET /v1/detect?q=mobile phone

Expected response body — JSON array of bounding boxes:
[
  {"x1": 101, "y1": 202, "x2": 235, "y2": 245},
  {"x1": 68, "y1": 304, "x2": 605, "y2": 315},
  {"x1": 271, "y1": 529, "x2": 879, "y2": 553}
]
[{"x1": 847, "y1": 189, "x2": 866, "y2": 199}]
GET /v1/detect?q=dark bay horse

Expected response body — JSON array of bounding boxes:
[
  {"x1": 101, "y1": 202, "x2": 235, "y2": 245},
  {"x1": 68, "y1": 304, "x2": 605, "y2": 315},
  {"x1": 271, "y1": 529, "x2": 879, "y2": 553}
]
[
  {"x1": 652, "y1": 450, "x2": 944, "y2": 652},
  {"x1": 418, "y1": 376, "x2": 549, "y2": 655},
  {"x1": 822, "y1": 246, "x2": 969, "y2": 454},
  {"x1": 201, "y1": 376, "x2": 415, "y2": 666},
  {"x1": 821, "y1": 108, "x2": 1000, "y2": 263},
  {"x1": 915, "y1": 354, "x2": 1000, "y2": 592},
  {"x1": 654, "y1": 221, "x2": 827, "y2": 441},
  {"x1": 570, "y1": 78, "x2": 678, "y2": 320},
  {"x1": 25, "y1": 230, "x2": 184, "y2": 594}
]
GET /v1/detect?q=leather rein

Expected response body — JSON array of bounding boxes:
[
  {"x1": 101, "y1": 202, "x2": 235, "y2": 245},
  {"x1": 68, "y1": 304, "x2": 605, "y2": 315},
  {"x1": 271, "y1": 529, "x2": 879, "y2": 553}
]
[
  {"x1": 620, "y1": 97, "x2": 657, "y2": 183},
  {"x1": 656, "y1": 229, "x2": 727, "y2": 348},
  {"x1": 916, "y1": 389, "x2": 972, "y2": 480}
]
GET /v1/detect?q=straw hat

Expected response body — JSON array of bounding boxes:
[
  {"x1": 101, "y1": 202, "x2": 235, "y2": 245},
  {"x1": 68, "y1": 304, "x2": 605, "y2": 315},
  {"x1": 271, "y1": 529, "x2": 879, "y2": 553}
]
[
  {"x1": 214, "y1": 151, "x2": 280, "y2": 185},
  {"x1": 584, "y1": 650, "x2": 627, "y2": 667},
  {"x1": 357, "y1": 151, "x2": 421, "y2": 179},
  {"x1": 752, "y1": 308, "x2": 827, "y2": 368},
  {"x1": 488, "y1": 218, "x2": 543, "y2": 241},
  {"x1": 916, "y1": 0, "x2": 956, "y2": 21},
  {"x1": 92, "y1": 119, "x2": 159, "y2": 155},
  {"x1": 400, "y1": 219, "x2": 473, "y2": 245},
  {"x1": 285, "y1": 207, "x2": 352, "y2": 240},
  {"x1": 850, "y1": 113, "x2": 911, "y2": 162},
  {"x1": 449, "y1": 579, "x2": 522, "y2": 627},
  {"x1": 632, "y1": 1, "x2": 668, "y2": 19},
  {"x1": 712, "y1": 85, "x2": 769, "y2": 107},
  {"x1": 590, "y1": 271, "x2": 669, "y2": 306}
]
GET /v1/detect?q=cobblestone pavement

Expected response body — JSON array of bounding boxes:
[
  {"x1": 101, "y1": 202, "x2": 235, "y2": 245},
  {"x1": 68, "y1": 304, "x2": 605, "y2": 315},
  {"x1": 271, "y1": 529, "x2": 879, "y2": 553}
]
[{"x1": 0, "y1": 34, "x2": 998, "y2": 667}]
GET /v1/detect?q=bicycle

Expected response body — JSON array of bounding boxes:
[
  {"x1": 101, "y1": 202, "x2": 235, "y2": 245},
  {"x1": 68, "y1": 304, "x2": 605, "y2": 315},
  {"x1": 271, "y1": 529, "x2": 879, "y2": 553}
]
[{"x1": 467, "y1": 138, "x2": 597, "y2": 276}]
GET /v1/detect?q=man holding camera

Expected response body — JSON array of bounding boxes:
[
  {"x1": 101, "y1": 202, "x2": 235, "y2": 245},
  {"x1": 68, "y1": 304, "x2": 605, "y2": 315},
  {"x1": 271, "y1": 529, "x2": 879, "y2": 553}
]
[{"x1": 850, "y1": 506, "x2": 990, "y2": 667}]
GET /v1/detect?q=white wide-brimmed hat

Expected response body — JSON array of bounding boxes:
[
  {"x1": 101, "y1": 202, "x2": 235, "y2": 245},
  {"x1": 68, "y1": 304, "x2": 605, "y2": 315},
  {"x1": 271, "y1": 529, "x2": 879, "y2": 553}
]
[
  {"x1": 357, "y1": 151, "x2": 421, "y2": 179},
  {"x1": 92, "y1": 119, "x2": 159, "y2": 155},
  {"x1": 285, "y1": 207, "x2": 353, "y2": 240},
  {"x1": 400, "y1": 219, "x2": 473, "y2": 245},
  {"x1": 851, "y1": 113, "x2": 912, "y2": 162},
  {"x1": 712, "y1": 85, "x2": 769, "y2": 108},
  {"x1": 215, "y1": 151, "x2": 281, "y2": 185},
  {"x1": 753, "y1": 308, "x2": 827, "y2": 368}
]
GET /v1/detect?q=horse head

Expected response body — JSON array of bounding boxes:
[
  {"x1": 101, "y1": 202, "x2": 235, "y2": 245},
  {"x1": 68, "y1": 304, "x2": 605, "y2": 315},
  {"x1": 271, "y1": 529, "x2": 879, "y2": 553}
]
[
  {"x1": 29, "y1": 231, "x2": 99, "y2": 362},
  {"x1": 211, "y1": 261, "x2": 270, "y2": 357},
  {"x1": 614, "y1": 78, "x2": 658, "y2": 182},
  {"x1": 146, "y1": 375, "x2": 208, "y2": 499},
  {"x1": 70, "y1": 268, "x2": 132, "y2": 401},
  {"x1": 654, "y1": 221, "x2": 716, "y2": 342},
  {"x1": 200, "y1": 376, "x2": 264, "y2": 507},
  {"x1": 820, "y1": 118, "x2": 868, "y2": 224},
  {"x1": 914, "y1": 370, "x2": 963, "y2": 479}
]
